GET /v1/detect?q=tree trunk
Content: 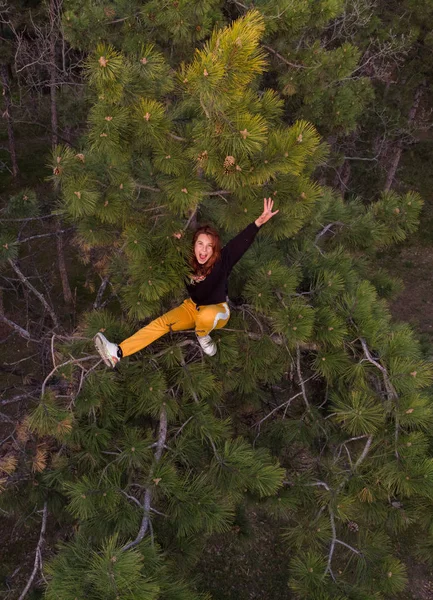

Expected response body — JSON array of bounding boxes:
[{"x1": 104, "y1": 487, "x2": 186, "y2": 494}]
[
  {"x1": 49, "y1": 0, "x2": 60, "y2": 146},
  {"x1": 0, "y1": 64, "x2": 19, "y2": 178},
  {"x1": 384, "y1": 83, "x2": 424, "y2": 192},
  {"x1": 56, "y1": 219, "x2": 73, "y2": 305},
  {"x1": 49, "y1": 0, "x2": 73, "y2": 305}
]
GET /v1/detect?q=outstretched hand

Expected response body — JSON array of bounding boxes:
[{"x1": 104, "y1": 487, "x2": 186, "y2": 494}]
[{"x1": 255, "y1": 197, "x2": 279, "y2": 228}]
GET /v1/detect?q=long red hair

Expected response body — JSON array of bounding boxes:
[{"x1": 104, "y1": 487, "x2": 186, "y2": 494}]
[{"x1": 190, "y1": 225, "x2": 222, "y2": 277}]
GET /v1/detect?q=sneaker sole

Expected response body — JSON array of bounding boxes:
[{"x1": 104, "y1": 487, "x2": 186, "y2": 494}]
[
  {"x1": 94, "y1": 333, "x2": 117, "y2": 368},
  {"x1": 197, "y1": 338, "x2": 217, "y2": 356}
]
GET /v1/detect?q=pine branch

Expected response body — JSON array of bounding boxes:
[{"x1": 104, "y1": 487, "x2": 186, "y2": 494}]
[
  {"x1": 174, "y1": 415, "x2": 194, "y2": 438},
  {"x1": 359, "y1": 338, "x2": 399, "y2": 459},
  {"x1": 353, "y1": 434, "x2": 373, "y2": 470},
  {"x1": 17, "y1": 502, "x2": 48, "y2": 600},
  {"x1": 262, "y1": 44, "x2": 316, "y2": 70},
  {"x1": 1, "y1": 392, "x2": 37, "y2": 406},
  {"x1": 203, "y1": 190, "x2": 232, "y2": 196},
  {"x1": 314, "y1": 222, "x2": 345, "y2": 244},
  {"x1": 19, "y1": 229, "x2": 73, "y2": 243},
  {"x1": 324, "y1": 505, "x2": 362, "y2": 581},
  {"x1": 0, "y1": 312, "x2": 37, "y2": 342},
  {"x1": 8, "y1": 260, "x2": 59, "y2": 328},
  {"x1": 134, "y1": 183, "x2": 161, "y2": 192},
  {"x1": 296, "y1": 345, "x2": 311, "y2": 410},
  {"x1": 359, "y1": 338, "x2": 397, "y2": 398},
  {"x1": 324, "y1": 506, "x2": 337, "y2": 582},
  {"x1": 254, "y1": 391, "x2": 303, "y2": 427},
  {"x1": 121, "y1": 407, "x2": 167, "y2": 552},
  {"x1": 0, "y1": 214, "x2": 55, "y2": 223},
  {"x1": 224, "y1": 327, "x2": 318, "y2": 350},
  {"x1": 93, "y1": 276, "x2": 110, "y2": 310},
  {"x1": 335, "y1": 539, "x2": 362, "y2": 555},
  {"x1": 168, "y1": 132, "x2": 187, "y2": 142},
  {"x1": 41, "y1": 355, "x2": 99, "y2": 397}
]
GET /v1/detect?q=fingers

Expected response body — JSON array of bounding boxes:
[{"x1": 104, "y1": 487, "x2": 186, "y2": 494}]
[
  {"x1": 263, "y1": 197, "x2": 274, "y2": 212},
  {"x1": 263, "y1": 198, "x2": 278, "y2": 214}
]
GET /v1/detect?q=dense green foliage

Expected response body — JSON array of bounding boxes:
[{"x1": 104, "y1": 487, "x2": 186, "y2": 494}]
[{"x1": 1, "y1": 2, "x2": 433, "y2": 600}]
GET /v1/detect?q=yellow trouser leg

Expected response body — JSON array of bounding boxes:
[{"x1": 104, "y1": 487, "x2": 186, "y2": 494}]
[
  {"x1": 195, "y1": 302, "x2": 230, "y2": 337},
  {"x1": 119, "y1": 299, "x2": 196, "y2": 357}
]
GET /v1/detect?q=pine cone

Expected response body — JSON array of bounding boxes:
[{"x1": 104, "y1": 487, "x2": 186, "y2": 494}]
[{"x1": 347, "y1": 521, "x2": 359, "y2": 532}]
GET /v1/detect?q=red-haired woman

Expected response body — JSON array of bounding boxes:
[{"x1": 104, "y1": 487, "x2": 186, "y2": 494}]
[{"x1": 94, "y1": 198, "x2": 278, "y2": 367}]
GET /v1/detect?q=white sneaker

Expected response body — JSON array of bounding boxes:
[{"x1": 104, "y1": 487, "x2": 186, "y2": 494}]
[
  {"x1": 196, "y1": 334, "x2": 217, "y2": 356},
  {"x1": 94, "y1": 332, "x2": 121, "y2": 368}
]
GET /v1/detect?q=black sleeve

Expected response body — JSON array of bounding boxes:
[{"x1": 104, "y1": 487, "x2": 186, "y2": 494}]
[{"x1": 221, "y1": 222, "x2": 260, "y2": 273}]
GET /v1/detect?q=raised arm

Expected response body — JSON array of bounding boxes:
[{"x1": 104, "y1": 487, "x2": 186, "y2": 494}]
[{"x1": 222, "y1": 198, "x2": 278, "y2": 272}]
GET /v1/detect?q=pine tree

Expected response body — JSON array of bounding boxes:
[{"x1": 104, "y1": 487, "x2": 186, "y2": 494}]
[{"x1": 2, "y1": 7, "x2": 433, "y2": 600}]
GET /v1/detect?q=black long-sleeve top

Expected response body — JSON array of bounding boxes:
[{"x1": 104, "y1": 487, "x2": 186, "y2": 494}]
[{"x1": 185, "y1": 222, "x2": 259, "y2": 306}]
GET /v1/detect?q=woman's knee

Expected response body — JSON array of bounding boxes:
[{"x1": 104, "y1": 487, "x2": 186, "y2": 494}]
[{"x1": 196, "y1": 304, "x2": 230, "y2": 333}]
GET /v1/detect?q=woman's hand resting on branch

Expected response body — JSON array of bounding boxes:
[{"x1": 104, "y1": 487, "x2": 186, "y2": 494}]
[{"x1": 255, "y1": 197, "x2": 279, "y2": 228}]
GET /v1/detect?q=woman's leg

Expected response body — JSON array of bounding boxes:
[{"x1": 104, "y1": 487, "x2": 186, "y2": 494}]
[
  {"x1": 119, "y1": 299, "x2": 196, "y2": 357},
  {"x1": 195, "y1": 302, "x2": 230, "y2": 337}
]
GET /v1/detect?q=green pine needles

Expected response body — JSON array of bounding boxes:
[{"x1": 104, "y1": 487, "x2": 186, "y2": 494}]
[{"x1": 4, "y1": 7, "x2": 433, "y2": 600}]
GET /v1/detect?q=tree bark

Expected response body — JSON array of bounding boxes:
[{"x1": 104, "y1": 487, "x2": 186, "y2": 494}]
[
  {"x1": 56, "y1": 218, "x2": 73, "y2": 304},
  {"x1": 49, "y1": 0, "x2": 60, "y2": 147},
  {"x1": 49, "y1": 0, "x2": 73, "y2": 305},
  {"x1": 384, "y1": 83, "x2": 424, "y2": 191},
  {"x1": 0, "y1": 64, "x2": 19, "y2": 178}
]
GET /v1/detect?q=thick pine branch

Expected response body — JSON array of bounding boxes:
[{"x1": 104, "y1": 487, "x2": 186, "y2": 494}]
[{"x1": 122, "y1": 407, "x2": 167, "y2": 552}]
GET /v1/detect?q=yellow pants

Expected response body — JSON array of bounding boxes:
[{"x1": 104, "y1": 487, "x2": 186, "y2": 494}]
[{"x1": 119, "y1": 298, "x2": 230, "y2": 357}]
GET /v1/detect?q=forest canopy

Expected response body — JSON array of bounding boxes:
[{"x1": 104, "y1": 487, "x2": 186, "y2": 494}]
[{"x1": 1, "y1": 2, "x2": 433, "y2": 599}]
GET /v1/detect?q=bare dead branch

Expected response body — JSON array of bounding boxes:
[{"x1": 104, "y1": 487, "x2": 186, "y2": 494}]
[
  {"x1": 262, "y1": 44, "x2": 315, "y2": 70},
  {"x1": 8, "y1": 260, "x2": 59, "y2": 328},
  {"x1": 296, "y1": 345, "x2": 311, "y2": 410},
  {"x1": 0, "y1": 312, "x2": 38, "y2": 342},
  {"x1": 254, "y1": 391, "x2": 304, "y2": 427},
  {"x1": 93, "y1": 276, "x2": 111, "y2": 310},
  {"x1": 324, "y1": 506, "x2": 337, "y2": 581},
  {"x1": 41, "y1": 355, "x2": 99, "y2": 398},
  {"x1": 17, "y1": 501, "x2": 48, "y2": 600}
]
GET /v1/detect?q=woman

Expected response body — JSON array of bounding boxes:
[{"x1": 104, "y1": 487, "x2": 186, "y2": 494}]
[{"x1": 94, "y1": 198, "x2": 278, "y2": 367}]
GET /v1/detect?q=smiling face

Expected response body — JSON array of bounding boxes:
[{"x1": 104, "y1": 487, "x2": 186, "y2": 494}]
[{"x1": 194, "y1": 233, "x2": 214, "y2": 265}]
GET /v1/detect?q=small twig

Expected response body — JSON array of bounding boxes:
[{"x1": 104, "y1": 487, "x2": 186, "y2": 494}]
[
  {"x1": 17, "y1": 502, "x2": 48, "y2": 600},
  {"x1": 0, "y1": 313, "x2": 38, "y2": 342},
  {"x1": 8, "y1": 260, "x2": 59, "y2": 328},
  {"x1": 0, "y1": 214, "x2": 55, "y2": 223},
  {"x1": 50, "y1": 334, "x2": 56, "y2": 370},
  {"x1": 314, "y1": 221, "x2": 344, "y2": 244},
  {"x1": 168, "y1": 132, "x2": 187, "y2": 142},
  {"x1": 324, "y1": 507, "x2": 336, "y2": 581},
  {"x1": 121, "y1": 491, "x2": 142, "y2": 509},
  {"x1": 254, "y1": 391, "x2": 303, "y2": 427},
  {"x1": 335, "y1": 539, "x2": 361, "y2": 555},
  {"x1": 19, "y1": 229, "x2": 73, "y2": 243},
  {"x1": 1, "y1": 393, "x2": 37, "y2": 406},
  {"x1": 203, "y1": 190, "x2": 232, "y2": 196},
  {"x1": 93, "y1": 276, "x2": 110, "y2": 310},
  {"x1": 353, "y1": 435, "x2": 373, "y2": 471},
  {"x1": 135, "y1": 183, "x2": 161, "y2": 192},
  {"x1": 262, "y1": 44, "x2": 315, "y2": 69},
  {"x1": 41, "y1": 355, "x2": 99, "y2": 398},
  {"x1": 174, "y1": 415, "x2": 194, "y2": 438},
  {"x1": 296, "y1": 345, "x2": 311, "y2": 410}
]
